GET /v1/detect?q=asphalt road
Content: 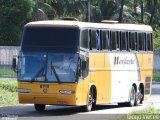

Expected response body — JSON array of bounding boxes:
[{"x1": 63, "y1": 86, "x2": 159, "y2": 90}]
[{"x1": 0, "y1": 82, "x2": 160, "y2": 120}]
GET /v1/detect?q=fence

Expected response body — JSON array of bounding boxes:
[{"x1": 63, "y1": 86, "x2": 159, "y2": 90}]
[
  {"x1": 0, "y1": 46, "x2": 19, "y2": 78},
  {"x1": 153, "y1": 51, "x2": 160, "y2": 81}
]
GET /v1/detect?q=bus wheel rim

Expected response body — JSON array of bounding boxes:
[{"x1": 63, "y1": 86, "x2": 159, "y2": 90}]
[
  {"x1": 130, "y1": 87, "x2": 135, "y2": 105},
  {"x1": 88, "y1": 95, "x2": 92, "y2": 110}
]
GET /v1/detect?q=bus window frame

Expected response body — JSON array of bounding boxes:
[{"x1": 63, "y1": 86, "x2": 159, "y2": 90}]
[
  {"x1": 101, "y1": 30, "x2": 110, "y2": 51},
  {"x1": 126, "y1": 32, "x2": 129, "y2": 51},
  {"x1": 137, "y1": 32, "x2": 146, "y2": 52},
  {"x1": 80, "y1": 28, "x2": 89, "y2": 51},
  {"x1": 111, "y1": 31, "x2": 118, "y2": 51},
  {"x1": 117, "y1": 31, "x2": 120, "y2": 51},
  {"x1": 129, "y1": 32, "x2": 137, "y2": 52},
  {"x1": 90, "y1": 29, "x2": 97, "y2": 51},
  {"x1": 143, "y1": 33, "x2": 147, "y2": 51},
  {"x1": 89, "y1": 29, "x2": 102, "y2": 52},
  {"x1": 120, "y1": 31, "x2": 127, "y2": 51},
  {"x1": 146, "y1": 33, "x2": 153, "y2": 52},
  {"x1": 151, "y1": 33, "x2": 153, "y2": 51},
  {"x1": 96, "y1": 30, "x2": 101, "y2": 50}
]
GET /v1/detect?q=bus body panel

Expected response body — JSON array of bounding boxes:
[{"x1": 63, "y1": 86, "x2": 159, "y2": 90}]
[
  {"x1": 108, "y1": 52, "x2": 140, "y2": 103},
  {"x1": 89, "y1": 53, "x2": 111, "y2": 104},
  {"x1": 137, "y1": 53, "x2": 153, "y2": 99},
  {"x1": 18, "y1": 82, "x2": 76, "y2": 105}
]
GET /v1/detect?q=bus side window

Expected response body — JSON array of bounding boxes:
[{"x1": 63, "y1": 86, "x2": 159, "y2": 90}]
[
  {"x1": 107, "y1": 31, "x2": 111, "y2": 50},
  {"x1": 151, "y1": 33, "x2": 153, "y2": 51},
  {"x1": 138, "y1": 32, "x2": 145, "y2": 51},
  {"x1": 126, "y1": 32, "x2": 129, "y2": 51},
  {"x1": 147, "y1": 33, "x2": 153, "y2": 51},
  {"x1": 144, "y1": 33, "x2": 147, "y2": 51},
  {"x1": 89, "y1": 30, "x2": 92, "y2": 50},
  {"x1": 117, "y1": 31, "x2": 120, "y2": 50},
  {"x1": 80, "y1": 29, "x2": 89, "y2": 50},
  {"x1": 129, "y1": 32, "x2": 136, "y2": 51},
  {"x1": 91, "y1": 30, "x2": 97, "y2": 50},
  {"x1": 96, "y1": 30, "x2": 101, "y2": 50},
  {"x1": 121, "y1": 31, "x2": 127, "y2": 51},
  {"x1": 81, "y1": 57, "x2": 89, "y2": 78},
  {"x1": 101, "y1": 30, "x2": 110, "y2": 50},
  {"x1": 111, "y1": 31, "x2": 117, "y2": 50}
]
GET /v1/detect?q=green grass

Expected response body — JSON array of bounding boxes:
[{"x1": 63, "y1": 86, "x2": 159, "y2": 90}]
[
  {"x1": 153, "y1": 71, "x2": 160, "y2": 82},
  {"x1": 131, "y1": 107, "x2": 160, "y2": 115},
  {"x1": 0, "y1": 68, "x2": 16, "y2": 76},
  {"x1": 117, "y1": 107, "x2": 160, "y2": 120},
  {"x1": 0, "y1": 78, "x2": 18, "y2": 105}
]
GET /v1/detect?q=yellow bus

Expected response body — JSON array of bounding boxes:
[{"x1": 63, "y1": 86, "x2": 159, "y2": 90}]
[{"x1": 16, "y1": 19, "x2": 153, "y2": 112}]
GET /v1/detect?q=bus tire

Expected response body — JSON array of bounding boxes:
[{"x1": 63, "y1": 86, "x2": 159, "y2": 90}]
[
  {"x1": 135, "y1": 85, "x2": 144, "y2": 106},
  {"x1": 84, "y1": 88, "x2": 93, "y2": 112},
  {"x1": 139, "y1": 85, "x2": 144, "y2": 104},
  {"x1": 140, "y1": 93, "x2": 144, "y2": 104},
  {"x1": 127, "y1": 86, "x2": 136, "y2": 107},
  {"x1": 34, "y1": 104, "x2": 46, "y2": 111}
]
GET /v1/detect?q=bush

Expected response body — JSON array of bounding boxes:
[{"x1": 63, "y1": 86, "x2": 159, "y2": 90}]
[
  {"x1": 0, "y1": 79, "x2": 18, "y2": 105},
  {"x1": 153, "y1": 71, "x2": 160, "y2": 82}
]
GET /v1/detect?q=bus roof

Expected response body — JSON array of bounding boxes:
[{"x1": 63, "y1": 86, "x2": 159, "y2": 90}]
[{"x1": 26, "y1": 20, "x2": 153, "y2": 32}]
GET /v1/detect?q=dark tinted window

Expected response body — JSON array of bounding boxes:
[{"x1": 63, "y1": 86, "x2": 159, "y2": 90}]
[
  {"x1": 147, "y1": 33, "x2": 153, "y2": 51},
  {"x1": 144, "y1": 33, "x2": 147, "y2": 51},
  {"x1": 96, "y1": 30, "x2": 101, "y2": 50},
  {"x1": 138, "y1": 33, "x2": 144, "y2": 51},
  {"x1": 101, "y1": 31, "x2": 107, "y2": 49},
  {"x1": 116, "y1": 31, "x2": 120, "y2": 50},
  {"x1": 126, "y1": 32, "x2": 129, "y2": 50},
  {"x1": 121, "y1": 32, "x2": 127, "y2": 50},
  {"x1": 91, "y1": 30, "x2": 97, "y2": 49},
  {"x1": 21, "y1": 26, "x2": 79, "y2": 52},
  {"x1": 80, "y1": 29, "x2": 89, "y2": 49},
  {"x1": 129, "y1": 32, "x2": 136, "y2": 51},
  {"x1": 101, "y1": 30, "x2": 110, "y2": 50},
  {"x1": 111, "y1": 31, "x2": 117, "y2": 50},
  {"x1": 151, "y1": 34, "x2": 153, "y2": 51}
]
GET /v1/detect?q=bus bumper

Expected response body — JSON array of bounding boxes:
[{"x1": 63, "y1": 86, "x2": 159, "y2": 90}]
[{"x1": 18, "y1": 93, "x2": 77, "y2": 106}]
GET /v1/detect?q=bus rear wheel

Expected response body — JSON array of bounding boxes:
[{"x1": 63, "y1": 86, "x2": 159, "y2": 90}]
[
  {"x1": 135, "y1": 87, "x2": 144, "y2": 106},
  {"x1": 34, "y1": 104, "x2": 46, "y2": 111},
  {"x1": 127, "y1": 86, "x2": 136, "y2": 107}
]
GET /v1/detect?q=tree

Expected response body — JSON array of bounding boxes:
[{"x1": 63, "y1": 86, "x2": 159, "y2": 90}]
[
  {"x1": 49, "y1": 0, "x2": 85, "y2": 21},
  {"x1": 118, "y1": 0, "x2": 124, "y2": 23},
  {"x1": 100, "y1": 0, "x2": 117, "y2": 20},
  {"x1": 154, "y1": 29, "x2": 160, "y2": 50},
  {"x1": 33, "y1": 0, "x2": 56, "y2": 20},
  {"x1": 140, "y1": 0, "x2": 144, "y2": 23},
  {"x1": 0, "y1": 0, "x2": 34, "y2": 46}
]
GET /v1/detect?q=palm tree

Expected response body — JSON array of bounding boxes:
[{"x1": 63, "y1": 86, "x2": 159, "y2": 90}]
[
  {"x1": 34, "y1": 0, "x2": 56, "y2": 20},
  {"x1": 100, "y1": 0, "x2": 117, "y2": 20},
  {"x1": 147, "y1": 0, "x2": 159, "y2": 25}
]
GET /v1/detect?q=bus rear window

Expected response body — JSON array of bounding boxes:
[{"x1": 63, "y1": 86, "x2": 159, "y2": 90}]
[{"x1": 21, "y1": 26, "x2": 80, "y2": 52}]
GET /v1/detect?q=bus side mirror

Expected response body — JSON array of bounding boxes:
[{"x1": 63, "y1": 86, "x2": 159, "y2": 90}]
[
  {"x1": 12, "y1": 58, "x2": 17, "y2": 72},
  {"x1": 81, "y1": 60, "x2": 87, "y2": 70}
]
